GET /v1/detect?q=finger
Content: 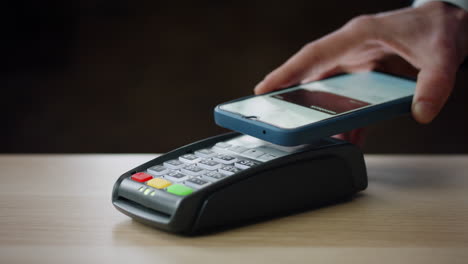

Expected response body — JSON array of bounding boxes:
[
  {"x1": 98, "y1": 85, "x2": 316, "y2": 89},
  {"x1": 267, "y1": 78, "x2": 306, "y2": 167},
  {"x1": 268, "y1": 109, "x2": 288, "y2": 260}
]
[
  {"x1": 370, "y1": 54, "x2": 418, "y2": 79},
  {"x1": 332, "y1": 128, "x2": 367, "y2": 147},
  {"x1": 254, "y1": 24, "x2": 368, "y2": 95},
  {"x1": 349, "y1": 127, "x2": 367, "y2": 147},
  {"x1": 412, "y1": 66, "x2": 456, "y2": 124}
]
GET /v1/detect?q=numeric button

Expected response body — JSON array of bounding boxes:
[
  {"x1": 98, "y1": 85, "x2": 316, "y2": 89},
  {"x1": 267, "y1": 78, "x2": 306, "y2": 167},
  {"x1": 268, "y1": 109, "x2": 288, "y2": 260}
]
[
  {"x1": 165, "y1": 171, "x2": 189, "y2": 182},
  {"x1": 163, "y1": 159, "x2": 185, "y2": 169},
  {"x1": 213, "y1": 154, "x2": 238, "y2": 164},
  {"x1": 185, "y1": 178, "x2": 210, "y2": 189},
  {"x1": 179, "y1": 154, "x2": 201, "y2": 164},
  {"x1": 235, "y1": 159, "x2": 260, "y2": 169},
  {"x1": 200, "y1": 171, "x2": 227, "y2": 182},
  {"x1": 198, "y1": 159, "x2": 222, "y2": 170},
  {"x1": 181, "y1": 165, "x2": 205, "y2": 176},
  {"x1": 147, "y1": 165, "x2": 169, "y2": 176},
  {"x1": 219, "y1": 165, "x2": 241, "y2": 176}
]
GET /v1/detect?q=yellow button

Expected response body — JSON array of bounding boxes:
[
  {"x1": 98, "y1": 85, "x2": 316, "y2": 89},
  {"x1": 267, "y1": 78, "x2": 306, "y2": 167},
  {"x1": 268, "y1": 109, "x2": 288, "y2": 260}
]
[{"x1": 147, "y1": 178, "x2": 172, "y2": 189}]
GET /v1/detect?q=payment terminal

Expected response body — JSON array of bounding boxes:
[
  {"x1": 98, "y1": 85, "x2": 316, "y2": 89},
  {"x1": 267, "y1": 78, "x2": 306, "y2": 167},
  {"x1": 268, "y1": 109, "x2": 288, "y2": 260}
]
[{"x1": 112, "y1": 132, "x2": 367, "y2": 234}]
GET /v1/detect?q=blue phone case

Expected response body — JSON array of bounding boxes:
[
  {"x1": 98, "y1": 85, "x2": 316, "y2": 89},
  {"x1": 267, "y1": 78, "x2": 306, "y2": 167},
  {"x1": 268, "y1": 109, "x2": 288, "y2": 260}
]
[{"x1": 214, "y1": 90, "x2": 413, "y2": 146}]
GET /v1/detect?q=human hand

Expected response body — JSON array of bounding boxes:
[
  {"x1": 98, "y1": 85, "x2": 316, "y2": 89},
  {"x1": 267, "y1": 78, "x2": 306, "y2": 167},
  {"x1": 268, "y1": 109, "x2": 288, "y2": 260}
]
[{"x1": 254, "y1": 2, "x2": 468, "y2": 145}]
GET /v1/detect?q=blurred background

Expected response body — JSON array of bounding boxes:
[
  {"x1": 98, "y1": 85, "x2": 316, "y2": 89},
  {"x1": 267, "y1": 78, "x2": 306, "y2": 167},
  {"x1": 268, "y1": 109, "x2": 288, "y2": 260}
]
[{"x1": 2, "y1": 0, "x2": 467, "y2": 153}]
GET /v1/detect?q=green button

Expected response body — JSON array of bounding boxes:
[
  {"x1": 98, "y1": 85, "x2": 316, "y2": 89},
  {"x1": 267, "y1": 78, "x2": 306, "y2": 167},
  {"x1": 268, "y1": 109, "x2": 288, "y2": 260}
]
[{"x1": 167, "y1": 184, "x2": 193, "y2": 196}]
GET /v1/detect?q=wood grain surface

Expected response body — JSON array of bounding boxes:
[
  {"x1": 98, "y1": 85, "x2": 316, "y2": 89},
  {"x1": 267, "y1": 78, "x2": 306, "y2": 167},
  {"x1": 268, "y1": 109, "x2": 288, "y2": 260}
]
[{"x1": 1, "y1": 154, "x2": 467, "y2": 263}]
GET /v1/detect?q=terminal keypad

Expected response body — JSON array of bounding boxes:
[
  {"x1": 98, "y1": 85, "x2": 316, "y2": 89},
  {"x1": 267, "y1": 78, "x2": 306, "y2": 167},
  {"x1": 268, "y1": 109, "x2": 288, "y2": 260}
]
[{"x1": 129, "y1": 135, "x2": 289, "y2": 197}]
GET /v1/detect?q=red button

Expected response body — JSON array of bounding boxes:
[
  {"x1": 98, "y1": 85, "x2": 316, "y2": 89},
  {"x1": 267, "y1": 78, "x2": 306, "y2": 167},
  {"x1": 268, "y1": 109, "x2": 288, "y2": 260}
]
[{"x1": 131, "y1": 172, "x2": 153, "y2": 182}]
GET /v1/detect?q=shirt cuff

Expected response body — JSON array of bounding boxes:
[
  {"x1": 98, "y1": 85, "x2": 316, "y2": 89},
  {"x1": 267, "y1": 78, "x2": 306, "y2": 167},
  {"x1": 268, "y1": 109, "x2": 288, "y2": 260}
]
[{"x1": 413, "y1": 0, "x2": 468, "y2": 11}]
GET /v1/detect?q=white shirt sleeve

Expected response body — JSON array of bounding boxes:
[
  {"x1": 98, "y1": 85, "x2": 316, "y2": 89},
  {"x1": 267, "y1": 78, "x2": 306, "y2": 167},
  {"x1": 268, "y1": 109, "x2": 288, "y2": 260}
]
[{"x1": 413, "y1": 0, "x2": 468, "y2": 11}]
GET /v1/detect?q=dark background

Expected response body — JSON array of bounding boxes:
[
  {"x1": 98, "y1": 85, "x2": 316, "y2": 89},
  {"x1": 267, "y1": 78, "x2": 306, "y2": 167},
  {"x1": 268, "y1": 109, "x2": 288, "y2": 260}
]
[{"x1": 2, "y1": 0, "x2": 467, "y2": 153}]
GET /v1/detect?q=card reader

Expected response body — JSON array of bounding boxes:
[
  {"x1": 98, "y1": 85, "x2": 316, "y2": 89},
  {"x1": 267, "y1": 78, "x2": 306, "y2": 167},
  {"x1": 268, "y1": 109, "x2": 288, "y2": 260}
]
[{"x1": 112, "y1": 132, "x2": 367, "y2": 234}]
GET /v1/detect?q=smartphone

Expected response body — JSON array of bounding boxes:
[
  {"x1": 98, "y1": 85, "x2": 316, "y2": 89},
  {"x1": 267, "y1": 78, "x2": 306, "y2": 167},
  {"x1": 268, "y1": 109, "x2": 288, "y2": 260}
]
[{"x1": 214, "y1": 71, "x2": 416, "y2": 146}]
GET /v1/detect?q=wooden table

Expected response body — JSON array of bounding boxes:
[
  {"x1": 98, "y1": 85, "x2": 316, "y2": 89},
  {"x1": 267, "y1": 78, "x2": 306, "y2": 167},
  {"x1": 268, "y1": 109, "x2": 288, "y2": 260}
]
[{"x1": 1, "y1": 154, "x2": 468, "y2": 263}]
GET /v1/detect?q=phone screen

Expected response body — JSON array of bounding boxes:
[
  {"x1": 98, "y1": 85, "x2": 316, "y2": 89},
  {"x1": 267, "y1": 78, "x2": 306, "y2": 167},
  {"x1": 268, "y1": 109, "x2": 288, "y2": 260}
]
[
  {"x1": 219, "y1": 71, "x2": 415, "y2": 129},
  {"x1": 271, "y1": 89, "x2": 370, "y2": 115}
]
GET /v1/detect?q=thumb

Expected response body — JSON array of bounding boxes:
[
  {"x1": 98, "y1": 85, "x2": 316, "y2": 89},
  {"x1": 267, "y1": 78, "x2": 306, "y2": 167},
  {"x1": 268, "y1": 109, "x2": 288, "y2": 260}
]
[{"x1": 412, "y1": 67, "x2": 456, "y2": 124}]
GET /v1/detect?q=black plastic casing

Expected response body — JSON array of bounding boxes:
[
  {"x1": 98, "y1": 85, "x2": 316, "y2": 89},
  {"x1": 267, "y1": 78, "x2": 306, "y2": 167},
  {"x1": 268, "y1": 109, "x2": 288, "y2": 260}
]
[{"x1": 112, "y1": 132, "x2": 367, "y2": 235}]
